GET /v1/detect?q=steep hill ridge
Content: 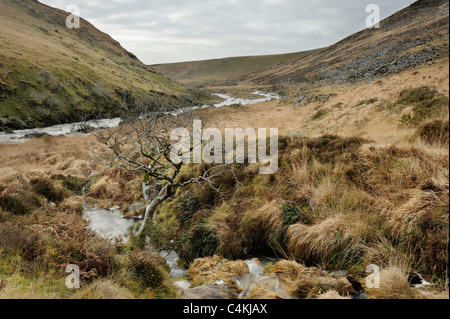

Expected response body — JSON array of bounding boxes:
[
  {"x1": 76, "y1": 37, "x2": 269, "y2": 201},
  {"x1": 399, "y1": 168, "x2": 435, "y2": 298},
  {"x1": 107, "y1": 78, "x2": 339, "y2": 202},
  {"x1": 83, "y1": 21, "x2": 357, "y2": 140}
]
[
  {"x1": 154, "y1": 0, "x2": 449, "y2": 88},
  {"x1": 0, "y1": 0, "x2": 194, "y2": 130}
]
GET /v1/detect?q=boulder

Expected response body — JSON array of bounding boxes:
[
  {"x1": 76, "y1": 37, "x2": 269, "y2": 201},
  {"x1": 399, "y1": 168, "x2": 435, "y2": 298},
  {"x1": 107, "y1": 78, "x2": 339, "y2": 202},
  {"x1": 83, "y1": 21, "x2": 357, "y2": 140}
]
[
  {"x1": 294, "y1": 94, "x2": 305, "y2": 104},
  {"x1": 6, "y1": 117, "x2": 28, "y2": 130},
  {"x1": 23, "y1": 132, "x2": 51, "y2": 139}
]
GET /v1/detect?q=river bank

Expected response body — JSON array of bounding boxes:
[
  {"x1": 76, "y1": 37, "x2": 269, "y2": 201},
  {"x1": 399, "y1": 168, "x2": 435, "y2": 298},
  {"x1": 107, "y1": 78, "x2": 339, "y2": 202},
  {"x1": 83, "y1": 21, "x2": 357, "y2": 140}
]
[{"x1": 0, "y1": 91, "x2": 280, "y2": 145}]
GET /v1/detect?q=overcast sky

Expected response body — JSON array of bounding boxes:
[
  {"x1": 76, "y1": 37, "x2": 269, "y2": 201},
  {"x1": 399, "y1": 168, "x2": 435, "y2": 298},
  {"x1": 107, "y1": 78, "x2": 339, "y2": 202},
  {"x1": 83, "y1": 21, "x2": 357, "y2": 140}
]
[{"x1": 39, "y1": 0, "x2": 417, "y2": 64}]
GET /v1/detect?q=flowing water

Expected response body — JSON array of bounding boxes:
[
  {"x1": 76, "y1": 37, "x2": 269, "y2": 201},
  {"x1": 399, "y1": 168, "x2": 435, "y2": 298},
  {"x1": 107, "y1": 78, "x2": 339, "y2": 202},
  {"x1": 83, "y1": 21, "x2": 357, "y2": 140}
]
[
  {"x1": 82, "y1": 203, "x2": 140, "y2": 242},
  {"x1": 0, "y1": 91, "x2": 279, "y2": 144},
  {"x1": 0, "y1": 118, "x2": 122, "y2": 144},
  {"x1": 81, "y1": 202, "x2": 295, "y2": 299},
  {"x1": 212, "y1": 91, "x2": 279, "y2": 108}
]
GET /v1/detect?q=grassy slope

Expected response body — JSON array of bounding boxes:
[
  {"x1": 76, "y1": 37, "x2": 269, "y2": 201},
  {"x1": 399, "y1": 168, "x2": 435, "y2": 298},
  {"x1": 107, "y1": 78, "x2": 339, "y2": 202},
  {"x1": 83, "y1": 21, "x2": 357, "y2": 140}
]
[
  {"x1": 153, "y1": 51, "x2": 314, "y2": 87},
  {"x1": 154, "y1": 0, "x2": 449, "y2": 88},
  {"x1": 0, "y1": 0, "x2": 192, "y2": 128}
]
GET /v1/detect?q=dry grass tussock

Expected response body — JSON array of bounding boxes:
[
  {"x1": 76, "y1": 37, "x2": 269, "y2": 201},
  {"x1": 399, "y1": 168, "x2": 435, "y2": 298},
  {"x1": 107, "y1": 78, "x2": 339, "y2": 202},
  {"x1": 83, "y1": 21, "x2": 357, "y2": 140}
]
[
  {"x1": 367, "y1": 266, "x2": 422, "y2": 299},
  {"x1": 187, "y1": 255, "x2": 249, "y2": 291},
  {"x1": 0, "y1": 136, "x2": 96, "y2": 180},
  {"x1": 71, "y1": 279, "x2": 135, "y2": 299},
  {"x1": 249, "y1": 287, "x2": 285, "y2": 299},
  {"x1": 268, "y1": 259, "x2": 355, "y2": 298},
  {"x1": 287, "y1": 216, "x2": 362, "y2": 264},
  {"x1": 242, "y1": 201, "x2": 284, "y2": 242}
]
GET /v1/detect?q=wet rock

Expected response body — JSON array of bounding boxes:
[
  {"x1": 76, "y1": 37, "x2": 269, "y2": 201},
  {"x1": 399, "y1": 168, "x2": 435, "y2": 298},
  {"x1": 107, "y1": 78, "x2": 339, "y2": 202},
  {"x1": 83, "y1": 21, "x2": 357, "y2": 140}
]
[
  {"x1": 174, "y1": 280, "x2": 191, "y2": 291},
  {"x1": 76, "y1": 124, "x2": 96, "y2": 133},
  {"x1": 346, "y1": 275, "x2": 365, "y2": 293},
  {"x1": 128, "y1": 203, "x2": 145, "y2": 213},
  {"x1": 23, "y1": 132, "x2": 50, "y2": 139},
  {"x1": 4, "y1": 117, "x2": 28, "y2": 130},
  {"x1": 408, "y1": 272, "x2": 433, "y2": 288}
]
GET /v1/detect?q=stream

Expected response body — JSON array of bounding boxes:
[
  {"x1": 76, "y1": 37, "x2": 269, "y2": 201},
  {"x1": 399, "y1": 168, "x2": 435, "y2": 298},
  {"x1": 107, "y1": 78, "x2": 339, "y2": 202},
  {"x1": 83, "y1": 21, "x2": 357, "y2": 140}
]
[
  {"x1": 0, "y1": 91, "x2": 279, "y2": 144},
  {"x1": 82, "y1": 202, "x2": 295, "y2": 299}
]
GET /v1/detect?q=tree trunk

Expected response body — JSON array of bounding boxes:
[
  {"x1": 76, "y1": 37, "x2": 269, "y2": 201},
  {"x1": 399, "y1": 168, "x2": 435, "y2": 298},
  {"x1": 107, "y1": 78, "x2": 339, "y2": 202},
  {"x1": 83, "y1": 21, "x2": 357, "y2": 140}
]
[{"x1": 138, "y1": 181, "x2": 171, "y2": 235}]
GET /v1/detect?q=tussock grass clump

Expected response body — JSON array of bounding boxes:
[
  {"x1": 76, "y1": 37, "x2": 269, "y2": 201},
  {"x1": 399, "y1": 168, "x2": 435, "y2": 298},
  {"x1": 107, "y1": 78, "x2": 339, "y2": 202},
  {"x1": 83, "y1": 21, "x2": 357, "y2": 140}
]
[
  {"x1": 287, "y1": 216, "x2": 366, "y2": 270},
  {"x1": 249, "y1": 287, "x2": 285, "y2": 299},
  {"x1": 176, "y1": 193, "x2": 201, "y2": 228},
  {"x1": 415, "y1": 119, "x2": 449, "y2": 146},
  {"x1": 269, "y1": 260, "x2": 306, "y2": 285},
  {"x1": 89, "y1": 176, "x2": 121, "y2": 200},
  {"x1": 367, "y1": 267, "x2": 420, "y2": 299},
  {"x1": 242, "y1": 201, "x2": 285, "y2": 253},
  {"x1": 177, "y1": 221, "x2": 219, "y2": 264},
  {"x1": 187, "y1": 255, "x2": 249, "y2": 291},
  {"x1": 388, "y1": 190, "x2": 448, "y2": 278},
  {"x1": 61, "y1": 176, "x2": 85, "y2": 195},
  {"x1": 129, "y1": 251, "x2": 170, "y2": 290},
  {"x1": 87, "y1": 168, "x2": 142, "y2": 205},
  {"x1": 0, "y1": 223, "x2": 44, "y2": 261},
  {"x1": 72, "y1": 279, "x2": 134, "y2": 299},
  {"x1": 30, "y1": 177, "x2": 66, "y2": 203},
  {"x1": 0, "y1": 195, "x2": 31, "y2": 215},
  {"x1": 58, "y1": 197, "x2": 83, "y2": 214},
  {"x1": 268, "y1": 260, "x2": 355, "y2": 298}
]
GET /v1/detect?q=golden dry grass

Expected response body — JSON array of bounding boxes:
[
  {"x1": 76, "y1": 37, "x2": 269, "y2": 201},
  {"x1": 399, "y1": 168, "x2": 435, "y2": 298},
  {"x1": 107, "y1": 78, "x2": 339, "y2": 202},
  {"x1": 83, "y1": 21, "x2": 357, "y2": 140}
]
[
  {"x1": 316, "y1": 290, "x2": 351, "y2": 300},
  {"x1": 72, "y1": 279, "x2": 135, "y2": 299},
  {"x1": 187, "y1": 255, "x2": 249, "y2": 291},
  {"x1": 249, "y1": 287, "x2": 285, "y2": 300},
  {"x1": 268, "y1": 259, "x2": 355, "y2": 298},
  {"x1": 199, "y1": 58, "x2": 449, "y2": 144},
  {"x1": 287, "y1": 216, "x2": 355, "y2": 262}
]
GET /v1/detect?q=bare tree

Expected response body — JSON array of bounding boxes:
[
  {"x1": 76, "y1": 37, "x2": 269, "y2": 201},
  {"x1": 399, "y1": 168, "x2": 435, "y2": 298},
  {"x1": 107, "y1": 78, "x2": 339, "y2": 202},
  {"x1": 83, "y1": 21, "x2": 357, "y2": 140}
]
[{"x1": 91, "y1": 95, "x2": 230, "y2": 239}]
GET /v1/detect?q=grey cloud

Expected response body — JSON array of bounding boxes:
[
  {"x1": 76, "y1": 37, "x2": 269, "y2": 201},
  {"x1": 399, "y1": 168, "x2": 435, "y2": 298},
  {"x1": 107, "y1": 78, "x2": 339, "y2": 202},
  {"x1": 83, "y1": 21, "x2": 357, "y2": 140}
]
[{"x1": 39, "y1": 0, "x2": 417, "y2": 64}]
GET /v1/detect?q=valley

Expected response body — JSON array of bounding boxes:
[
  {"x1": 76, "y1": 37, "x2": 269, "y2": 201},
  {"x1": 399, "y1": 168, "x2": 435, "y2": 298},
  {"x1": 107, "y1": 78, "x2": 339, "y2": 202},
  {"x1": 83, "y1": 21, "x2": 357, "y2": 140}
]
[{"x1": 0, "y1": 0, "x2": 448, "y2": 301}]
